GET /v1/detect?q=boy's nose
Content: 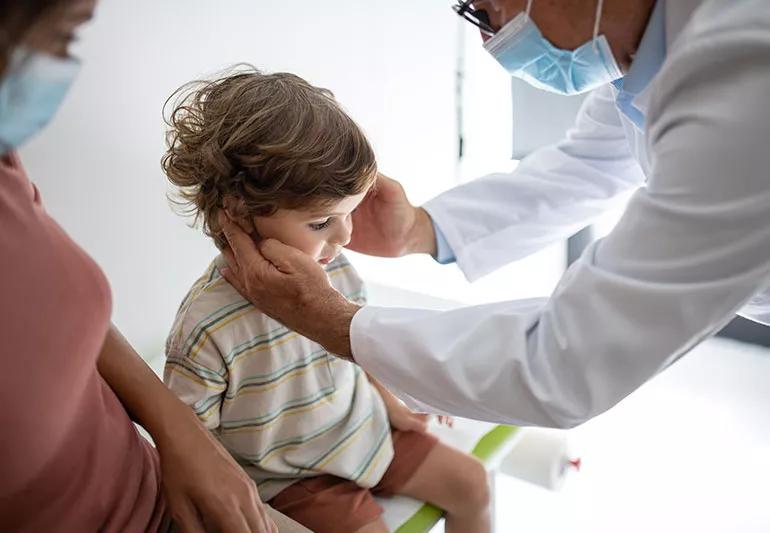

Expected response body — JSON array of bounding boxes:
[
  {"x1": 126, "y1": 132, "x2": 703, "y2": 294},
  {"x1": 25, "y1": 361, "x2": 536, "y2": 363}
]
[
  {"x1": 334, "y1": 217, "x2": 353, "y2": 247},
  {"x1": 336, "y1": 228, "x2": 352, "y2": 248}
]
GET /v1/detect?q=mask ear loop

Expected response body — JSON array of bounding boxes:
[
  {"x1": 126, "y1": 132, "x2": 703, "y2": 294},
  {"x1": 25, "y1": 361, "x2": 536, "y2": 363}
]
[
  {"x1": 525, "y1": 0, "x2": 534, "y2": 20},
  {"x1": 592, "y1": 0, "x2": 605, "y2": 52}
]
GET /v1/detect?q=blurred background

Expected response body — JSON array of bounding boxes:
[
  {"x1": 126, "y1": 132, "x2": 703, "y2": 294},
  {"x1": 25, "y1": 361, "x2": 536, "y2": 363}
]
[{"x1": 19, "y1": 1, "x2": 770, "y2": 531}]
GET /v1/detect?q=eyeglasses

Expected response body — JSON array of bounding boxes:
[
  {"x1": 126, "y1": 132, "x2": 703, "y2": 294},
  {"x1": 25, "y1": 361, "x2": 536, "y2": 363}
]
[{"x1": 452, "y1": 1, "x2": 496, "y2": 37}]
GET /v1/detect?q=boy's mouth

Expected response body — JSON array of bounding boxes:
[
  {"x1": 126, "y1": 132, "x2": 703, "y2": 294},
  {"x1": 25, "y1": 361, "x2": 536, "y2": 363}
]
[{"x1": 318, "y1": 248, "x2": 341, "y2": 265}]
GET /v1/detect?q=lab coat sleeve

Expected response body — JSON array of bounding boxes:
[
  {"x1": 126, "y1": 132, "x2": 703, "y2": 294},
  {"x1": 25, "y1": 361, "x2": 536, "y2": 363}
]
[
  {"x1": 352, "y1": 5, "x2": 770, "y2": 427},
  {"x1": 737, "y1": 287, "x2": 770, "y2": 326},
  {"x1": 423, "y1": 83, "x2": 645, "y2": 282}
]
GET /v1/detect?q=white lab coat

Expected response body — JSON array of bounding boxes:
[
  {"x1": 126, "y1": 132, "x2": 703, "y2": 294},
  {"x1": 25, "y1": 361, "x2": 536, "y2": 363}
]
[{"x1": 351, "y1": 0, "x2": 770, "y2": 427}]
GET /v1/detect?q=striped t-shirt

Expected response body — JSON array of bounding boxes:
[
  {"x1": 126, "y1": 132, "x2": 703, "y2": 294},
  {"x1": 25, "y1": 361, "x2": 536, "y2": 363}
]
[{"x1": 164, "y1": 254, "x2": 393, "y2": 500}]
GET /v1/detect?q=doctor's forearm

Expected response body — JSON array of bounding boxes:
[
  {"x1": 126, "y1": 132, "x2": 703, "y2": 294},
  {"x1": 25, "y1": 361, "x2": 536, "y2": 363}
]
[{"x1": 308, "y1": 294, "x2": 359, "y2": 359}]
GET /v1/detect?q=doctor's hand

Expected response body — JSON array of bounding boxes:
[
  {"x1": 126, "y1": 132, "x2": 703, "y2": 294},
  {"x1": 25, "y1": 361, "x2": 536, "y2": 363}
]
[
  {"x1": 349, "y1": 173, "x2": 438, "y2": 258},
  {"x1": 219, "y1": 213, "x2": 360, "y2": 359}
]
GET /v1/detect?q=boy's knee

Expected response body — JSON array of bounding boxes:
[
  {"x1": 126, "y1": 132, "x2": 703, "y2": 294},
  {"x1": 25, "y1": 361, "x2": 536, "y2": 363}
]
[{"x1": 453, "y1": 456, "x2": 490, "y2": 512}]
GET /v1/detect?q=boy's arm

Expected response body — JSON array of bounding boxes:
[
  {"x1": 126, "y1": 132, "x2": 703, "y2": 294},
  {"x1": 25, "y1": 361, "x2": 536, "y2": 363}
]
[
  {"x1": 368, "y1": 373, "x2": 453, "y2": 430},
  {"x1": 367, "y1": 374, "x2": 401, "y2": 408},
  {"x1": 98, "y1": 324, "x2": 277, "y2": 533},
  {"x1": 367, "y1": 373, "x2": 430, "y2": 433},
  {"x1": 163, "y1": 343, "x2": 228, "y2": 431}
]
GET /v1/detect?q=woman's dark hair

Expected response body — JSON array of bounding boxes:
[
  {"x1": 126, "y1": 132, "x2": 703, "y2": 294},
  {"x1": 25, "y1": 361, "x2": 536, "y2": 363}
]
[{"x1": 0, "y1": 0, "x2": 67, "y2": 71}]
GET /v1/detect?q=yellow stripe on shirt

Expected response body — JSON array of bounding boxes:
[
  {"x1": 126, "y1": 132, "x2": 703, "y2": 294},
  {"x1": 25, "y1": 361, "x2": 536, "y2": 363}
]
[
  {"x1": 220, "y1": 389, "x2": 339, "y2": 434},
  {"x1": 189, "y1": 306, "x2": 259, "y2": 360},
  {"x1": 313, "y1": 416, "x2": 375, "y2": 469},
  {"x1": 223, "y1": 357, "x2": 330, "y2": 400}
]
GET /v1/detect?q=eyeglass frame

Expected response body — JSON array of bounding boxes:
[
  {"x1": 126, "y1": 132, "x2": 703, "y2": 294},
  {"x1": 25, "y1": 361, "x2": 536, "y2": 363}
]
[{"x1": 452, "y1": 1, "x2": 496, "y2": 37}]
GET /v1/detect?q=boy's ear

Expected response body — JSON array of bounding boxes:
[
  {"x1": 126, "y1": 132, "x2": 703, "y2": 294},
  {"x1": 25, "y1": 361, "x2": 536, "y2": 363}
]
[{"x1": 222, "y1": 197, "x2": 255, "y2": 234}]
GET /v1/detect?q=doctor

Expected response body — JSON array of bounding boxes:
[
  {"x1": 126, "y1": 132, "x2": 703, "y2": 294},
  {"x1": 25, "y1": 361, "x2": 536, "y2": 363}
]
[{"x1": 220, "y1": 0, "x2": 770, "y2": 427}]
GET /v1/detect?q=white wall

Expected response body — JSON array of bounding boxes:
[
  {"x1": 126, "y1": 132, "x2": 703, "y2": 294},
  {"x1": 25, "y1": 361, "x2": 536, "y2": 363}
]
[{"x1": 20, "y1": 0, "x2": 460, "y2": 355}]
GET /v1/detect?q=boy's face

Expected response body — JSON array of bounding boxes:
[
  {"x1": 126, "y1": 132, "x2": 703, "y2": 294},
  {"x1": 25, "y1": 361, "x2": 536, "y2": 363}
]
[{"x1": 251, "y1": 191, "x2": 368, "y2": 264}]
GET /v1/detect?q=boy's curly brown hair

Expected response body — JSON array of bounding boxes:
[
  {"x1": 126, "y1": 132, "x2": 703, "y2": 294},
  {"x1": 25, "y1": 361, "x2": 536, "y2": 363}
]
[{"x1": 162, "y1": 66, "x2": 377, "y2": 249}]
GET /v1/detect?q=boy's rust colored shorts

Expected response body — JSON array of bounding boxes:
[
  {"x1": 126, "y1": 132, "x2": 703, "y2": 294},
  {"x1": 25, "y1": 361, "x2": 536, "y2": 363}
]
[{"x1": 269, "y1": 429, "x2": 439, "y2": 533}]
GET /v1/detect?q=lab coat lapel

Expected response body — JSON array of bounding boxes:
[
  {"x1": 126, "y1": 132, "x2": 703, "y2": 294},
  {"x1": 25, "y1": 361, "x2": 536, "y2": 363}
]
[{"x1": 665, "y1": 0, "x2": 706, "y2": 50}]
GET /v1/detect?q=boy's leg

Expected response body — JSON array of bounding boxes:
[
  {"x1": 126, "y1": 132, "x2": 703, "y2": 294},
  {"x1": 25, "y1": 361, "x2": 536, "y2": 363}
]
[
  {"x1": 395, "y1": 441, "x2": 492, "y2": 533},
  {"x1": 354, "y1": 518, "x2": 390, "y2": 533}
]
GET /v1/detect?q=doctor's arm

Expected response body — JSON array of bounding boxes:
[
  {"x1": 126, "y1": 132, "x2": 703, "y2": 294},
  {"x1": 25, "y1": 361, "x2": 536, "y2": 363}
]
[
  {"x1": 350, "y1": 20, "x2": 770, "y2": 425},
  {"x1": 425, "y1": 83, "x2": 647, "y2": 281},
  {"x1": 220, "y1": 20, "x2": 770, "y2": 426},
  {"x1": 349, "y1": 84, "x2": 645, "y2": 282}
]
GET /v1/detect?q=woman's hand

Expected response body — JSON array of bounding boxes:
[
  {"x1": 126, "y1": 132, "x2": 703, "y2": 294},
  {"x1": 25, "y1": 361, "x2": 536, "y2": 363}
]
[
  {"x1": 156, "y1": 413, "x2": 278, "y2": 533},
  {"x1": 348, "y1": 173, "x2": 438, "y2": 257}
]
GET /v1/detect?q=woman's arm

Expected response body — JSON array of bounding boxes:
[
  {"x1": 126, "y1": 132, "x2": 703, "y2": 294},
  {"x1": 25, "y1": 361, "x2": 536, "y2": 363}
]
[{"x1": 97, "y1": 324, "x2": 277, "y2": 533}]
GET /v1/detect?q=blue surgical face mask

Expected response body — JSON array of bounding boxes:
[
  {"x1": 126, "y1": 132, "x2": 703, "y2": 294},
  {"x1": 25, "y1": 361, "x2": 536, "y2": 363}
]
[
  {"x1": 483, "y1": 0, "x2": 623, "y2": 95},
  {"x1": 0, "y1": 47, "x2": 80, "y2": 153}
]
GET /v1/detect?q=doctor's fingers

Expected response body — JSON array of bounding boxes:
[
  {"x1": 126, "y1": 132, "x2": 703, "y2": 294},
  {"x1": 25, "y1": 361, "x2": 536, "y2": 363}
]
[
  {"x1": 258, "y1": 238, "x2": 317, "y2": 275},
  {"x1": 220, "y1": 262, "x2": 248, "y2": 300},
  {"x1": 221, "y1": 246, "x2": 241, "y2": 278},
  {"x1": 371, "y1": 172, "x2": 405, "y2": 201},
  {"x1": 218, "y1": 212, "x2": 266, "y2": 272}
]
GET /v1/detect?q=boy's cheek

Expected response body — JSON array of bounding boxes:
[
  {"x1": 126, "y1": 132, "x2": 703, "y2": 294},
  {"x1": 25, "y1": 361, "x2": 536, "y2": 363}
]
[{"x1": 286, "y1": 235, "x2": 326, "y2": 260}]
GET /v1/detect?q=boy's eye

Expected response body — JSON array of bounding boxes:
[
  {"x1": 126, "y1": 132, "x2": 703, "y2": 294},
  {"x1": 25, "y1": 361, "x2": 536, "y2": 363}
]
[{"x1": 308, "y1": 219, "x2": 332, "y2": 231}]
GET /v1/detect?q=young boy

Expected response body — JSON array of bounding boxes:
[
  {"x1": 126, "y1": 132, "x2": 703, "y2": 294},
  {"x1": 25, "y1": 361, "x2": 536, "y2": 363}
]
[{"x1": 162, "y1": 68, "x2": 490, "y2": 533}]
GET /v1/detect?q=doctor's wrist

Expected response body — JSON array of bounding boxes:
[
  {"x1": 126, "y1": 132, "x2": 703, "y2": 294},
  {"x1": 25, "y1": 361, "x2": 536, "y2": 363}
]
[
  {"x1": 406, "y1": 207, "x2": 438, "y2": 257},
  {"x1": 313, "y1": 293, "x2": 360, "y2": 360}
]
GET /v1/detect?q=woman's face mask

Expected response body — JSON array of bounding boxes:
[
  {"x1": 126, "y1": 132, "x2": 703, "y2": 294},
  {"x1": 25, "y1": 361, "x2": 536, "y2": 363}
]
[
  {"x1": 0, "y1": 47, "x2": 80, "y2": 154},
  {"x1": 483, "y1": 0, "x2": 623, "y2": 95}
]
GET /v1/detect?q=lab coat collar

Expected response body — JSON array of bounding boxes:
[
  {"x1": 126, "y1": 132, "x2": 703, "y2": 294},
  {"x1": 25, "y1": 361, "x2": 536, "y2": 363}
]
[
  {"x1": 612, "y1": 0, "x2": 666, "y2": 130},
  {"x1": 613, "y1": 0, "x2": 705, "y2": 131}
]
